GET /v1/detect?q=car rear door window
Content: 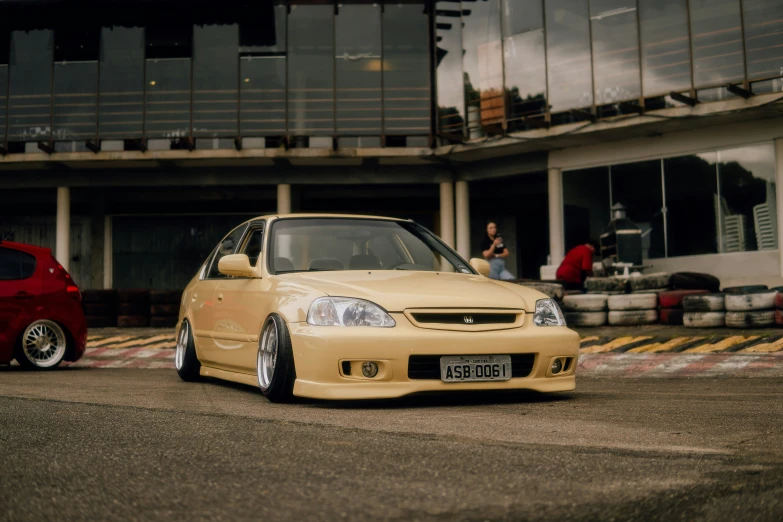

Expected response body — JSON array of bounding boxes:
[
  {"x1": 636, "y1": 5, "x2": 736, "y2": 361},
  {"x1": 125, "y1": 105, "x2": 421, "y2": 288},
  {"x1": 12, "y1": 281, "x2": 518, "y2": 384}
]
[{"x1": 0, "y1": 247, "x2": 37, "y2": 280}]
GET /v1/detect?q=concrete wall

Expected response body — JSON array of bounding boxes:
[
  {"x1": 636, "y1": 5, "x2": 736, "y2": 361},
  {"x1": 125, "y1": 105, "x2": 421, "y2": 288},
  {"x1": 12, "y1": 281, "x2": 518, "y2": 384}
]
[{"x1": 645, "y1": 250, "x2": 783, "y2": 289}]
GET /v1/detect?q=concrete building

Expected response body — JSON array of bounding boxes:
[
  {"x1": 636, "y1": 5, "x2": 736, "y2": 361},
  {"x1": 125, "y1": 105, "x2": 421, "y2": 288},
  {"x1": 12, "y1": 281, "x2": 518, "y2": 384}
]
[{"x1": 1, "y1": 0, "x2": 782, "y2": 289}]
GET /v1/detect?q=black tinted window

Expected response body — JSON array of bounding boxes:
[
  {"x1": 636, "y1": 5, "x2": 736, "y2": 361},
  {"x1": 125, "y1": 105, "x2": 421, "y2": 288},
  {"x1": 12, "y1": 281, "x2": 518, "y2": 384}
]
[
  {"x1": 0, "y1": 248, "x2": 37, "y2": 280},
  {"x1": 241, "y1": 227, "x2": 264, "y2": 267},
  {"x1": 206, "y1": 225, "x2": 247, "y2": 279}
]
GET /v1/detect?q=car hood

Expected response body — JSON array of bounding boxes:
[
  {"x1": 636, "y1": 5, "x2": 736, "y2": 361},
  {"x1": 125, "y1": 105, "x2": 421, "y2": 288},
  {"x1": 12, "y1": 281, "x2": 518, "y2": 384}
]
[{"x1": 277, "y1": 271, "x2": 540, "y2": 312}]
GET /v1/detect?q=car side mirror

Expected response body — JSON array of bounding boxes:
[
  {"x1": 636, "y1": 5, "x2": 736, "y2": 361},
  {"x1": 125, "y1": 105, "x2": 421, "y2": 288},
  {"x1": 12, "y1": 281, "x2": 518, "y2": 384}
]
[
  {"x1": 469, "y1": 258, "x2": 491, "y2": 277},
  {"x1": 218, "y1": 254, "x2": 260, "y2": 278}
]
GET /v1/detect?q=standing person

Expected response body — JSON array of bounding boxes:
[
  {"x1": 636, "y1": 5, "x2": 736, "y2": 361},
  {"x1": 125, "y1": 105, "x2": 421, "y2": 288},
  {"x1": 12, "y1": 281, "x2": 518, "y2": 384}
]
[
  {"x1": 481, "y1": 221, "x2": 515, "y2": 280},
  {"x1": 556, "y1": 240, "x2": 598, "y2": 289}
]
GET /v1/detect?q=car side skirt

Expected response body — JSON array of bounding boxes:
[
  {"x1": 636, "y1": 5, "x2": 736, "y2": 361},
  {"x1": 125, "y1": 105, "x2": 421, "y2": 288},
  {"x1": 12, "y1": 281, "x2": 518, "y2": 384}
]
[{"x1": 200, "y1": 366, "x2": 257, "y2": 388}]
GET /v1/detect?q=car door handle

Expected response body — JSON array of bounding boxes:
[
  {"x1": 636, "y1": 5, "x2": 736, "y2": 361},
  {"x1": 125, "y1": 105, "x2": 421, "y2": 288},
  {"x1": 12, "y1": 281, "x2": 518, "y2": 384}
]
[
  {"x1": 217, "y1": 293, "x2": 224, "y2": 303},
  {"x1": 192, "y1": 293, "x2": 197, "y2": 302},
  {"x1": 14, "y1": 292, "x2": 33, "y2": 299}
]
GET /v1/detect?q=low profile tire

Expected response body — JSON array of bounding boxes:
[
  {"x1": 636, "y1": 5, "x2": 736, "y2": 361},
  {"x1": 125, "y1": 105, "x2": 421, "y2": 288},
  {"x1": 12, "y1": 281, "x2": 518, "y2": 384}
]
[
  {"x1": 725, "y1": 290, "x2": 777, "y2": 312},
  {"x1": 670, "y1": 272, "x2": 721, "y2": 293},
  {"x1": 776, "y1": 310, "x2": 783, "y2": 326},
  {"x1": 628, "y1": 272, "x2": 672, "y2": 293},
  {"x1": 607, "y1": 293, "x2": 658, "y2": 311},
  {"x1": 722, "y1": 285, "x2": 768, "y2": 294},
  {"x1": 658, "y1": 290, "x2": 709, "y2": 309},
  {"x1": 562, "y1": 294, "x2": 608, "y2": 312},
  {"x1": 585, "y1": 277, "x2": 627, "y2": 294},
  {"x1": 683, "y1": 311, "x2": 726, "y2": 328},
  {"x1": 15, "y1": 320, "x2": 68, "y2": 370},
  {"x1": 659, "y1": 309, "x2": 685, "y2": 326},
  {"x1": 564, "y1": 311, "x2": 607, "y2": 327},
  {"x1": 257, "y1": 314, "x2": 297, "y2": 403},
  {"x1": 608, "y1": 310, "x2": 658, "y2": 326},
  {"x1": 725, "y1": 310, "x2": 776, "y2": 328},
  {"x1": 682, "y1": 293, "x2": 726, "y2": 312},
  {"x1": 175, "y1": 320, "x2": 201, "y2": 382}
]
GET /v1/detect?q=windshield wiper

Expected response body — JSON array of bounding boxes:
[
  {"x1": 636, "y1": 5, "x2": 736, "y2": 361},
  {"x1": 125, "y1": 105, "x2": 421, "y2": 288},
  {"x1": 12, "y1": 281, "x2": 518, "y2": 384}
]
[{"x1": 275, "y1": 268, "x2": 339, "y2": 274}]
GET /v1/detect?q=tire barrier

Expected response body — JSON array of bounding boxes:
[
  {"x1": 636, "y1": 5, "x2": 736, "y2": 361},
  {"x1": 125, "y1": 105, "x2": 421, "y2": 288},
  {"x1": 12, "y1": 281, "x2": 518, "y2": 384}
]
[
  {"x1": 658, "y1": 290, "x2": 709, "y2": 309},
  {"x1": 628, "y1": 272, "x2": 672, "y2": 293},
  {"x1": 722, "y1": 285, "x2": 768, "y2": 294},
  {"x1": 562, "y1": 294, "x2": 608, "y2": 312},
  {"x1": 725, "y1": 310, "x2": 776, "y2": 328},
  {"x1": 669, "y1": 272, "x2": 721, "y2": 293},
  {"x1": 659, "y1": 308, "x2": 684, "y2": 326},
  {"x1": 774, "y1": 291, "x2": 783, "y2": 310},
  {"x1": 81, "y1": 289, "x2": 118, "y2": 328},
  {"x1": 725, "y1": 290, "x2": 777, "y2": 312},
  {"x1": 607, "y1": 293, "x2": 658, "y2": 311},
  {"x1": 683, "y1": 311, "x2": 726, "y2": 328},
  {"x1": 585, "y1": 277, "x2": 627, "y2": 294},
  {"x1": 149, "y1": 290, "x2": 182, "y2": 329},
  {"x1": 682, "y1": 294, "x2": 726, "y2": 312},
  {"x1": 776, "y1": 310, "x2": 783, "y2": 326},
  {"x1": 564, "y1": 311, "x2": 607, "y2": 327},
  {"x1": 117, "y1": 289, "x2": 150, "y2": 328},
  {"x1": 608, "y1": 310, "x2": 658, "y2": 326}
]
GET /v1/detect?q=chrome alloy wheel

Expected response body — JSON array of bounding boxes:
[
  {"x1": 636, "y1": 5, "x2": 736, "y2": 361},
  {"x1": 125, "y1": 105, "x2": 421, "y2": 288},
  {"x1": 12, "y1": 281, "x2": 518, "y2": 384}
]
[
  {"x1": 257, "y1": 321, "x2": 278, "y2": 390},
  {"x1": 175, "y1": 321, "x2": 188, "y2": 371},
  {"x1": 21, "y1": 320, "x2": 66, "y2": 368}
]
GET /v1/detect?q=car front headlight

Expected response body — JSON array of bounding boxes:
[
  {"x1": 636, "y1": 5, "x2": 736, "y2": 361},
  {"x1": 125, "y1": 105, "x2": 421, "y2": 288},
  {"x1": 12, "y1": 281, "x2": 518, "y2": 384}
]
[
  {"x1": 533, "y1": 298, "x2": 566, "y2": 326},
  {"x1": 307, "y1": 297, "x2": 396, "y2": 327}
]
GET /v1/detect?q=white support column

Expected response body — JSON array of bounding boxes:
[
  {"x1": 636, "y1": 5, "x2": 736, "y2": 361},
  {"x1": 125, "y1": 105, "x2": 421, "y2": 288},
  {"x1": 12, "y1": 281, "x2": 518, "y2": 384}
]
[
  {"x1": 103, "y1": 216, "x2": 113, "y2": 289},
  {"x1": 548, "y1": 167, "x2": 565, "y2": 266},
  {"x1": 439, "y1": 182, "x2": 455, "y2": 247},
  {"x1": 56, "y1": 187, "x2": 71, "y2": 272},
  {"x1": 277, "y1": 184, "x2": 292, "y2": 215},
  {"x1": 455, "y1": 181, "x2": 470, "y2": 260},
  {"x1": 775, "y1": 139, "x2": 783, "y2": 277}
]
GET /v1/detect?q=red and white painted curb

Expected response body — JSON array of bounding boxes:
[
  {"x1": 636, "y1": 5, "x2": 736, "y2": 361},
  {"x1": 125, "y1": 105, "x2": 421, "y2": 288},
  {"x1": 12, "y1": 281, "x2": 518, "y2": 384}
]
[{"x1": 577, "y1": 353, "x2": 783, "y2": 378}]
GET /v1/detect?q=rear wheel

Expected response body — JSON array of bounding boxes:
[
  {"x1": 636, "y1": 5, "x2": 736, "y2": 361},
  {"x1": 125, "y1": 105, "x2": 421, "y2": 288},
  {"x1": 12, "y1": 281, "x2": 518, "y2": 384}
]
[
  {"x1": 257, "y1": 314, "x2": 296, "y2": 403},
  {"x1": 175, "y1": 320, "x2": 201, "y2": 381},
  {"x1": 15, "y1": 320, "x2": 67, "y2": 370}
]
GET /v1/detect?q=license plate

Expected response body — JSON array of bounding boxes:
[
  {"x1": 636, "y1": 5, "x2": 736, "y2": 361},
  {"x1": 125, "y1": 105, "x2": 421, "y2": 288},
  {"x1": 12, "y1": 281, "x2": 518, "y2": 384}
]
[{"x1": 439, "y1": 355, "x2": 512, "y2": 382}]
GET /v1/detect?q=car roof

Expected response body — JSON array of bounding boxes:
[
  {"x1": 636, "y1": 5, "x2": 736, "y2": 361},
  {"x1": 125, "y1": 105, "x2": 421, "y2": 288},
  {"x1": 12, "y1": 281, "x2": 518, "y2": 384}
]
[
  {"x1": 242, "y1": 213, "x2": 410, "y2": 225},
  {"x1": 0, "y1": 240, "x2": 52, "y2": 255}
]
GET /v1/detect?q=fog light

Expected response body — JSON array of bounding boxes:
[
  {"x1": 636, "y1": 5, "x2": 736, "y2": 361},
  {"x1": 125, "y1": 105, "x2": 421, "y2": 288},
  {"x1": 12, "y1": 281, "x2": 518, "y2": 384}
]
[
  {"x1": 362, "y1": 361, "x2": 379, "y2": 378},
  {"x1": 550, "y1": 358, "x2": 563, "y2": 374}
]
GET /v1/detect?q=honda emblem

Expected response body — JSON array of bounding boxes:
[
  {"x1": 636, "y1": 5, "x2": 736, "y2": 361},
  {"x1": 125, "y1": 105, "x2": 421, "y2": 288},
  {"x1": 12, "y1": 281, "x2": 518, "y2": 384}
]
[{"x1": 463, "y1": 316, "x2": 474, "y2": 324}]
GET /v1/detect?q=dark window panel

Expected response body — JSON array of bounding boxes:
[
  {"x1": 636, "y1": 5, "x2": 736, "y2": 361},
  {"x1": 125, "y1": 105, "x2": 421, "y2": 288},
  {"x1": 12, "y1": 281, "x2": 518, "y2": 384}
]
[
  {"x1": 145, "y1": 25, "x2": 192, "y2": 60},
  {"x1": 751, "y1": 77, "x2": 783, "y2": 94},
  {"x1": 590, "y1": 0, "x2": 641, "y2": 105},
  {"x1": 54, "y1": 25, "x2": 99, "y2": 62},
  {"x1": 563, "y1": 167, "x2": 611, "y2": 250},
  {"x1": 502, "y1": 0, "x2": 546, "y2": 128},
  {"x1": 383, "y1": 4, "x2": 431, "y2": 136},
  {"x1": 0, "y1": 65, "x2": 7, "y2": 143},
  {"x1": 610, "y1": 160, "x2": 665, "y2": 259},
  {"x1": 336, "y1": 5, "x2": 382, "y2": 136},
  {"x1": 545, "y1": 0, "x2": 594, "y2": 112},
  {"x1": 664, "y1": 153, "x2": 718, "y2": 256},
  {"x1": 689, "y1": 0, "x2": 744, "y2": 88},
  {"x1": 145, "y1": 58, "x2": 191, "y2": 138},
  {"x1": 53, "y1": 62, "x2": 98, "y2": 140},
  {"x1": 8, "y1": 30, "x2": 53, "y2": 141},
  {"x1": 638, "y1": 0, "x2": 692, "y2": 96},
  {"x1": 99, "y1": 26, "x2": 144, "y2": 139},
  {"x1": 193, "y1": 24, "x2": 238, "y2": 138},
  {"x1": 239, "y1": 3, "x2": 286, "y2": 55},
  {"x1": 435, "y1": 1, "x2": 466, "y2": 140},
  {"x1": 462, "y1": 0, "x2": 504, "y2": 138},
  {"x1": 288, "y1": 5, "x2": 334, "y2": 136},
  {"x1": 742, "y1": 0, "x2": 783, "y2": 81}
]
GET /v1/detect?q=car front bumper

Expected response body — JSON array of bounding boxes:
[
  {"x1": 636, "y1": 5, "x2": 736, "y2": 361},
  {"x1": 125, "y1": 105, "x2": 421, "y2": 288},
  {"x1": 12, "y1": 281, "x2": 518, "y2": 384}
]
[{"x1": 288, "y1": 314, "x2": 580, "y2": 400}]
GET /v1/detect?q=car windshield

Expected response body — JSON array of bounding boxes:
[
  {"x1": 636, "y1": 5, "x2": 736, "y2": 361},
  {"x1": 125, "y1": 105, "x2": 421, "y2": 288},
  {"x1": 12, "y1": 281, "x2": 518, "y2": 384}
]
[{"x1": 268, "y1": 218, "x2": 474, "y2": 274}]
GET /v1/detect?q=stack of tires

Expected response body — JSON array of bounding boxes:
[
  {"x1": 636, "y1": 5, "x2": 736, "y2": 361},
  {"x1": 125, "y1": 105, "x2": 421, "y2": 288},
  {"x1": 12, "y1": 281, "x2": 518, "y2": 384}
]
[
  {"x1": 117, "y1": 289, "x2": 151, "y2": 328},
  {"x1": 562, "y1": 294, "x2": 608, "y2": 327},
  {"x1": 150, "y1": 290, "x2": 182, "y2": 328},
  {"x1": 607, "y1": 294, "x2": 658, "y2": 326},
  {"x1": 82, "y1": 290, "x2": 118, "y2": 328},
  {"x1": 682, "y1": 294, "x2": 726, "y2": 328},
  {"x1": 657, "y1": 290, "x2": 708, "y2": 325},
  {"x1": 724, "y1": 287, "x2": 777, "y2": 328},
  {"x1": 628, "y1": 272, "x2": 671, "y2": 294},
  {"x1": 584, "y1": 277, "x2": 626, "y2": 295},
  {"x1": 776, "y1": 292, "x2": 783, "y2": 326}
]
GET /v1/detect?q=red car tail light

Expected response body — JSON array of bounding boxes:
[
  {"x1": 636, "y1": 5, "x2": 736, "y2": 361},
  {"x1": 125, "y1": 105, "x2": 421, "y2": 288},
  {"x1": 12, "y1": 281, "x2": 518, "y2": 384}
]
[{"x1": 52, "y1": 257, "x2": 82, "y2": 302}]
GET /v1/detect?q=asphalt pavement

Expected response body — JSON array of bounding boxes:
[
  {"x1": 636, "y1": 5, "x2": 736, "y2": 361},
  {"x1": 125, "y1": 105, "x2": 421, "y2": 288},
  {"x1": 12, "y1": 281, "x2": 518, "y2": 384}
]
[{"x1": 1, "y1": 368, "x2": 781, "y2": 521}]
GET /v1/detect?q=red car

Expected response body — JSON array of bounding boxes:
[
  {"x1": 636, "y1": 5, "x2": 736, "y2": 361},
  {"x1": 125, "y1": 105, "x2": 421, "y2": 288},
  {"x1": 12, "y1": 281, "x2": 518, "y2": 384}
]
[{"x1": 0, "y1": 241, "x2": 87, "y2": 369}]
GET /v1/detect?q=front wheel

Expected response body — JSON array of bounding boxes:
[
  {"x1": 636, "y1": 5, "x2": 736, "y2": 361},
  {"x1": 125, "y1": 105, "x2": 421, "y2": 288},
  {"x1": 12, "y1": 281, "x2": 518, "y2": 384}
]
[
  {"x1": 15, "y1": 320, "x2": 67, "y2": 370},
  {"x1": 257, "y1": 314, "x2": 296, "y2": 403},
  {"x1": 175, "y1": 320, "x2": 201, "y2": 381}
]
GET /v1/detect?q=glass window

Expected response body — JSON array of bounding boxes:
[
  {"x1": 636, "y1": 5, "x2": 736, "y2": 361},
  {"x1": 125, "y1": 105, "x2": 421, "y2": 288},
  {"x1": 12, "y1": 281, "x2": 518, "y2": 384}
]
[
  {"x1": 545, "y1": 0, "x2": 594, "y2": 112},
  {"x1": 502, "y1": 0, "x2": 547, "y2": 129},
  {"x1": 0, "y1": 247, "x2": 36, "y2": 280},
  {"x1": 383, "y1": 4, "x2": 431, "y2": 137},
  {"x1": 207, "y1": 224, "x2": 247, "y2": 279},
  {"x1": 145, "y1": 25, "x2": 192, "y2": 139},
  {"x1": 240, "y1": 4, "x2": 287, "y2": 137},
  {"x1": 435, "y1": 1, "x2": 466, "y2": 140},
  {"x1": 718, "y1": 144, "x2": 777, "y2": 251},
  {"x1": 193, "y1": 24, "x2": 238, "y2": 138},
  {"x1": 0, "y1": 64, "x2": 7, "y2": 144},
  {"x1": 54, "y1": 61, "x2": 98, "y2": 140},
  {"x1": 563, "y1": 167, "x2": 611, "y2": 250},
  {"x1": 742, "y1": 0, "x2": 783, "y2": 81},
  {"x1": 240, "y1": 226, "x2": 264, "y2": 267},
  {"x1": 610, "y1": 160, "x2": 665, "y2": 259},
  {"x1": 99, "y1": 26, "x2": 144, "y2": 139},
  {"x1": 689, "y1": 0, "x2": 744, "y2": 88},
  {"x1": 590, "y1": 0, "x2": 641, "y2": 105},
  {"x1": 288, "y1": 5, "x2": 334, "y2": 136},
  {"x1": 335, "y1": 5, "x2": 381, "y2": 136},
  {"x1": 462, "y1": 0, "x2": 504, "y2": 138},
  {"x1": 638, "y1": 0, "x2": 692, "y2": 96},
  {"x1": 664, "y1": 153, "x2": 719, "y2": 257},
  {"x1": 8, "y1": 30, "x2": 53, "y2": 141}
]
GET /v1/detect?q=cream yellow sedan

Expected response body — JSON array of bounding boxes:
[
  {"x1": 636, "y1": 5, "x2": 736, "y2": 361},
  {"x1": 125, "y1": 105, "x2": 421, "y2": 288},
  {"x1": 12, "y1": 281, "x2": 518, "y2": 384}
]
[{"x1": 174, "y1": 214, "x2": 579, "y2": 402}]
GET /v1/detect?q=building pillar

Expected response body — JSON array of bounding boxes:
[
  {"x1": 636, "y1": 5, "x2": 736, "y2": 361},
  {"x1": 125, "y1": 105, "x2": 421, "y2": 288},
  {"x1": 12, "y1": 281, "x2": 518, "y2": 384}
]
[
  {"x1": 277, "y1": 184, "x2": 292, "y2": 215},
  {"x1": 548, "y1": 167, "x2": 565, "y2": 266},
  {"x1": 439, "y1": 182, "x2": 455, "y2": 247},
  {"x1": 103, "y1": 216, "x2": 113, "y2": 289},
  {"x1": 775, "y1": 139, "x2": 783, "y2": 277},
  {"x1": 455, "y1": 180, "x2": 470, "y2": 260},
  {"x1": 56, "y1": 187, "x2": 70, "y2": 272},
  {"x1": 90, "y1": 191, "x2": 106, "y2": 290}
]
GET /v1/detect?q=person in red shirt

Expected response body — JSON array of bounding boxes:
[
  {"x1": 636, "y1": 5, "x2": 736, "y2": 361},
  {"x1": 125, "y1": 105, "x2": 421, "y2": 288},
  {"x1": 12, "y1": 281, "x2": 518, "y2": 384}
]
[{"x1": 556, "y1": 240, "x2": 598, "y2": 289}]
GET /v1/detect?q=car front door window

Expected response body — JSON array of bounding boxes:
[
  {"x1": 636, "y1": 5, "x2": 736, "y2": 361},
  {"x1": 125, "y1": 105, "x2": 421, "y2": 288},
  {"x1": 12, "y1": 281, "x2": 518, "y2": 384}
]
[{"x1": 206, "y1": 225, "x2": 246, "y2": 279}]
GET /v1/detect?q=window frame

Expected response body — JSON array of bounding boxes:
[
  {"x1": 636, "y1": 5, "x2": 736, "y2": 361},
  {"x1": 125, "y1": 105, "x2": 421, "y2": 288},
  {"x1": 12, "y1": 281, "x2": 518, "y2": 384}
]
[
  {"x1": 202, "y1": 223, "x2": 249, "y2": 280},
  {"x1": 237, "y1": 221, "x2": 266, "y2": 270}
]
